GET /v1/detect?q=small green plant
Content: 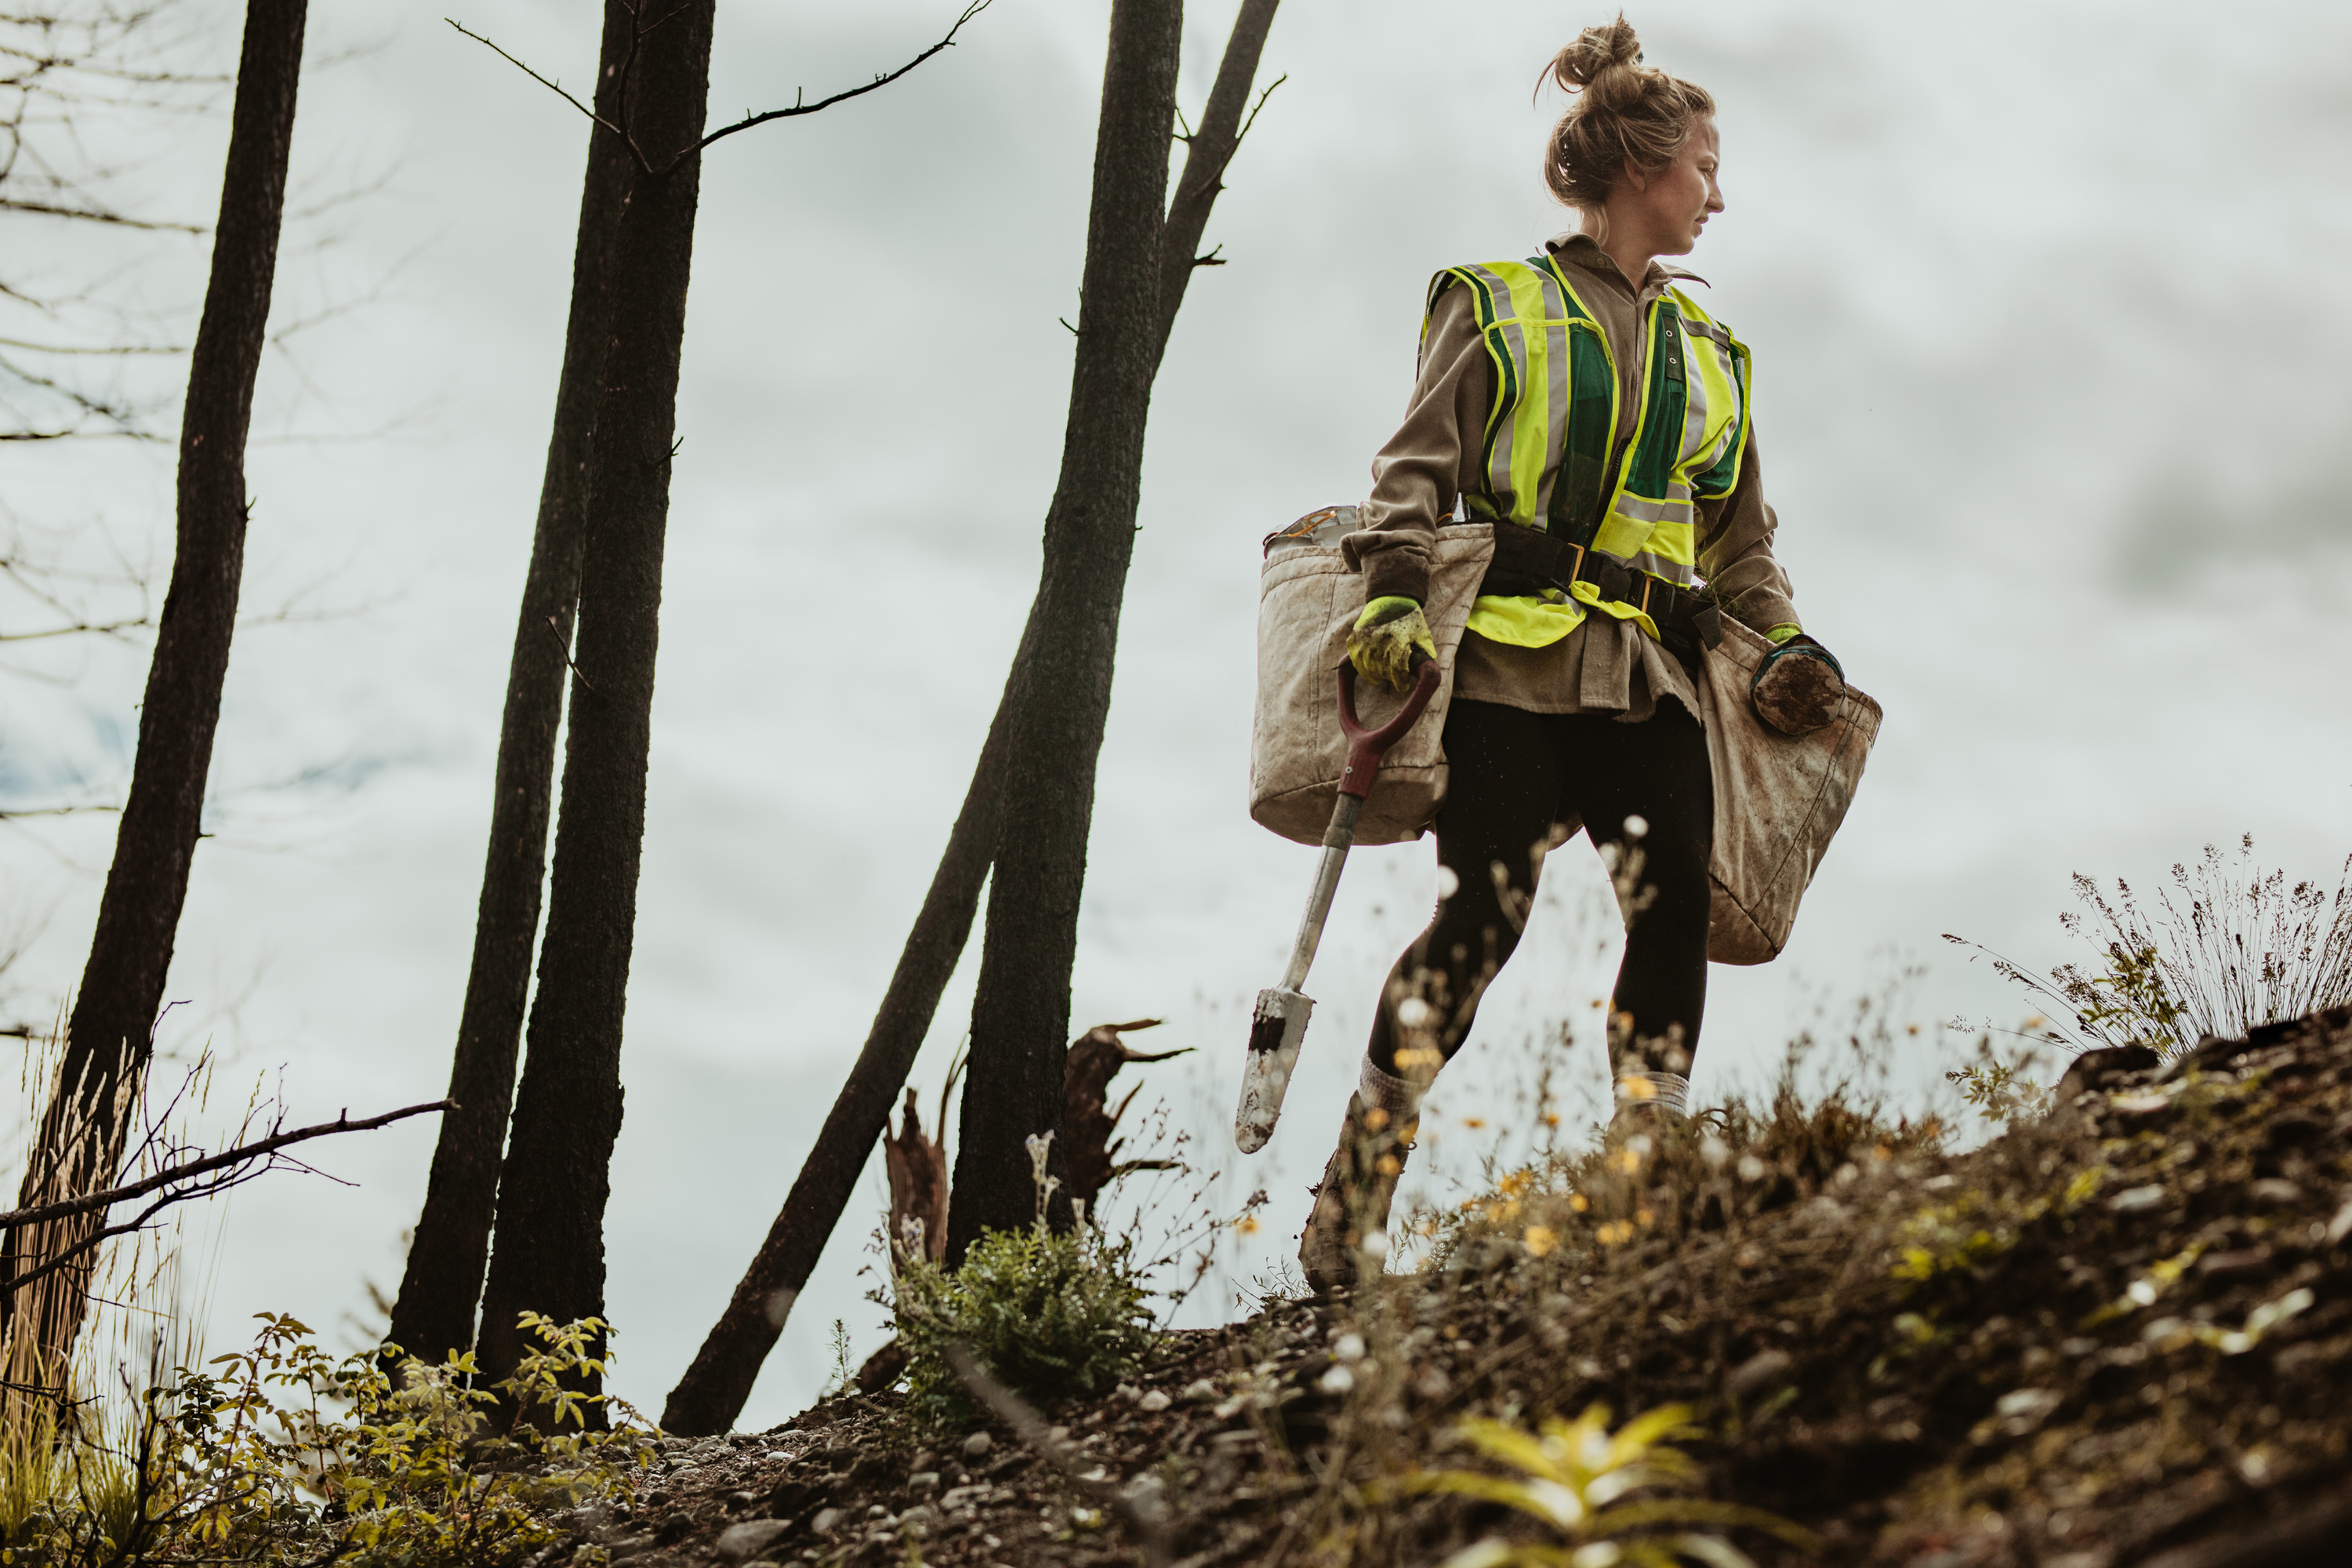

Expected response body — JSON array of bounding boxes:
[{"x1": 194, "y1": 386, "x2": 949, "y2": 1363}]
[
  {"x1": 1944, "y1": 1057, "x2": 2050, "y2": 1127},
  {"x1": 825, "y1": 1318, "x2": 856, "y2": 1398},
  {"x1": 1392, "y1": 1404, "x2": 1813, "y2": 1567},
  {"x1": 886, "y1": 1133, "x2": 1156, "y2": 1426}
]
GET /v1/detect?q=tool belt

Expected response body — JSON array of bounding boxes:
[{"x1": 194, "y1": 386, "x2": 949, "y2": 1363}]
[{"x1": 1476, "y1": 522, "x2": 1723, "y2": 659}]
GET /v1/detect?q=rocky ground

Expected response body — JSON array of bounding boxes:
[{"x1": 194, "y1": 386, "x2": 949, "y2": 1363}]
[{"x1": 535, "y1": 1007, "x2": 2352, "y2": 1568}]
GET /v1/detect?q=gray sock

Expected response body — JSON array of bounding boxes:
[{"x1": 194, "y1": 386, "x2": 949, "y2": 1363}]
[
  {"x1": 1614, "y1": 1070, "x2": 1691, "y2": 1118},
  {"x1": 1359, "y1": 1056, "x2": 1421, "y2": 1117}
]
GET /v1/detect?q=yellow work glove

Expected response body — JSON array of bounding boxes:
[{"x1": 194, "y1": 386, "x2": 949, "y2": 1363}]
[{"x1": 1347, "y1": 596, "x2": 1436, "y2": 693}]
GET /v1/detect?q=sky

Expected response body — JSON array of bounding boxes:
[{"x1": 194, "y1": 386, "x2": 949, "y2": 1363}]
[{"x1": 4, "y1": 0, "x2": 2350, "y2": 1428}]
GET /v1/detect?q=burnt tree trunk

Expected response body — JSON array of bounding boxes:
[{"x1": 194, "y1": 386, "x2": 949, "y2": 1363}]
[
  {"x1": 945, "y1": 0, "x2": 1185, "y2": 1261},
  {"x1": 472, "y1": 0, "x2": 715, "y2": 1406},
  {"x1": 385, "y1": 0, "x2": 633, "y2": 1371},
  {"x1": 0, "y1": 0, "x2": 307, "y2": 1374},
  {"x1": 1152, "y1": 0, "x2": 1277, "y2": 365},
  {"x1": 659, "y1": 0, "x2": 1279, "y2": 1432}
]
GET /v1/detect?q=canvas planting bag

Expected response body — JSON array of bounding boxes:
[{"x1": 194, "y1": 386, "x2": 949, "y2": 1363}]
[
  {"x1": 1247, "y1": 509, "x2": 1492, "y2": 846},
  {"x1": 1690, "y1": 615, "x2": 1882, "y2": 963},
  {"x1": 1247, "y1": 509, "x2": 1881, "y2": 964}
]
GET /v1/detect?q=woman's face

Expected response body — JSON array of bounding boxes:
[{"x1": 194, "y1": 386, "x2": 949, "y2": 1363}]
[{"x1": 1616, "y1": 116, "x2": 1723, "y2": 256}]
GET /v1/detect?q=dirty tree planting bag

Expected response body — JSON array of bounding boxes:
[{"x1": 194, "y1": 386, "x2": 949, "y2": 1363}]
[
  {"x1": 1248, "y1": 512, "x2": 1494, "y2": 846},
  {"x1": 1694, "y1": 618, "x2": 1881, "y2": 963},
  {"x1": 1248, "y1": 511, "x2": 1879, "y2": 961}
]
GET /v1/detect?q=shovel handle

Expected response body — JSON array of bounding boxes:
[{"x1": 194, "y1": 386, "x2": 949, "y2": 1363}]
[{"x1": 1335, "y1": 657, "x2": 1441, "y2": 800}]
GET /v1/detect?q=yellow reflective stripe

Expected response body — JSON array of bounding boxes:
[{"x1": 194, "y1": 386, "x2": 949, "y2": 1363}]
[
  {"x1": 1465, "y1": 266, "x2": 1534, "y2": 521},
  {"x1": 1591, "y1": 513, "x2": 1650, "y2": 558},
  {"x1": 1669, "y1": 286, "x2": 1749, "y2": 499},
  {"x1": 1464, "y1": 592, "x2": 1587, "y2": 648},
  {"x1": 1624, "y1": 538, "x2": 1695, "y2": 578},
  {"x1": 1497, "y1": 265, "x2": 1555, "y2": 526},
  {"x1": 1567, "y1": 579, "x2": 1662, "y2": 642}
]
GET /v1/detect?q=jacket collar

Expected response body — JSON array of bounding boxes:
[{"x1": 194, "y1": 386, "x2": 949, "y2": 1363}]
[{"x1": 1544, "y1": 230, "x2": 1708, "y2": 296}]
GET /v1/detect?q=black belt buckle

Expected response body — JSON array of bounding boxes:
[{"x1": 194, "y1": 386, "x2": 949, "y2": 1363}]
[{"x1": 1586, "y1": 557, "x2": 1632, "y2": 604}]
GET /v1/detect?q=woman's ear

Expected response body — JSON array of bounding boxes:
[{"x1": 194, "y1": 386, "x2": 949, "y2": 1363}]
[{"x1": 1617, "y1": 160, "x2": 1650, "y2": 194}]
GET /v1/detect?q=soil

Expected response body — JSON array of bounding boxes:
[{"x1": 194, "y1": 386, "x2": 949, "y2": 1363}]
[{"x1": 535, "y1": 1006, "x2": 2352, "y2": 1568}]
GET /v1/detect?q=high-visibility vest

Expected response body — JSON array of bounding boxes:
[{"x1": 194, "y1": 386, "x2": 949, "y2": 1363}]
[{"x1": 1428, "y1": 254, "x2": 1751, "y2": 643}]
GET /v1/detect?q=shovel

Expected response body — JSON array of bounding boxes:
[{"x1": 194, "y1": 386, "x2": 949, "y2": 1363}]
[{"x1": 1234, "y1": 655, "x2": 1443, "y2": 1153}]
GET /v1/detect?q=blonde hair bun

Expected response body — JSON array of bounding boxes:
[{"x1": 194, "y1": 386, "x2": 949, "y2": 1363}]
[
  {"x1": 1548, "y1": 16, "x2": 1646, "y2": 107},
  {"x1": 1539, "y1": 13, "x2": 1715, "y2": 209}
]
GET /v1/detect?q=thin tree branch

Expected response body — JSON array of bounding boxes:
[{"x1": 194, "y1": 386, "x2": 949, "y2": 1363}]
[
  {"x1": 691, "y1": 0, "x2": 989, "y2": 157},
  {"x1": 0, "y1": 196, "x2": 205, "y2": 232},
  {"x1": 444, "y1": 16, "x2": 633, "y2": 152},
  {"x1": 0, "y1": 617, "x2": 152, "y2": 643},
  {"x1": 0, "y1": 336, "x2": 187, "y2": 356},
  {"x1": 0, "y1": 1098, "x2": 453, "y2": 1232},
  {"x1": 1235, "y1": 71, "x2": 1283, "y2": 144},
  {"x1": 2, "y1": 1187, "x2": 209, "y2": 1298}
]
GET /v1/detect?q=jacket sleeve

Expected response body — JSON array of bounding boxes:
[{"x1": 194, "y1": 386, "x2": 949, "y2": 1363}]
[
  {"x1": 1341, "y1": 279, "x2": 1490, "y2": 605},
  {"x1": 1695, "y1": 427, "x2": 1800, "y2": 636}
]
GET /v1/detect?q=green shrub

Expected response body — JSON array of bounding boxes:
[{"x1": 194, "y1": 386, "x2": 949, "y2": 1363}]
[
  {"x1": 889, "y1": 1220, "x2": 1156, "y2": 1427},
  {"x1": 2, "y1": 1310, "x2": 652, "y2": 1567}
]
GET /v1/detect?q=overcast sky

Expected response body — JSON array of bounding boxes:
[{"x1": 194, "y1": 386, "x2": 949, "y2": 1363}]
[{"x1": 5, "y1": 0, "x2": 2349, "y2": 1427}]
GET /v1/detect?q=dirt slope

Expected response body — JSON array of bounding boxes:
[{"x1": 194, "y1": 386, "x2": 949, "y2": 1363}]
[{"x1": 546, "y1": 1007, "x2": 2352, "y2": 1568}]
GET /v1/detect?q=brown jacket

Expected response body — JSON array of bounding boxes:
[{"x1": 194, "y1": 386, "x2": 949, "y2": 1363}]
[{"x1": 1344, "y1": 232, "x2": 1801, "y2": 720}]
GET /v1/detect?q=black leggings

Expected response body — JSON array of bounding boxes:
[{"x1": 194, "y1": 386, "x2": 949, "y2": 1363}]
[{"x1": 1366, "y1": 697, "x2": 1714, "y2": 1082}]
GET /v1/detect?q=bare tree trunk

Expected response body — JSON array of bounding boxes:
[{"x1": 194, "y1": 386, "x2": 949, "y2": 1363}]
[
  {"x1": 1153, "y1": 0, "x2": 1278, "y2": 365},
  {"x1": 385, "y1": 0, "x2": 633, "y2": 1372},
  {"x1": 472, "y1": 0, "x2": 715, "y2": 1406},
  {"x1": 0, "y1": 0, "x2": 306, "y2": 1376},
  {"x1": 944, "y1": 0, "x2": 1186, "y2": 1263},
  {"x1": 658, "y1": 0, "x2": 1280, "y2": 1430},
  {"x1": 946, "y1": 0, "x2": 1185, "y2": 1260}
]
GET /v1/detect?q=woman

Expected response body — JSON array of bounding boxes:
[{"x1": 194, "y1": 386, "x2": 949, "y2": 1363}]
[{"x1": 1298, "y1": 17, "x2": 1838, "y2": 1290}]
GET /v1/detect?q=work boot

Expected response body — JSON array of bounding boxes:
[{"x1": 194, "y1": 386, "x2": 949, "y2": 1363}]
[{"x1": 1298, "y1": 1091, "x2": 1417, "y2": 1294}]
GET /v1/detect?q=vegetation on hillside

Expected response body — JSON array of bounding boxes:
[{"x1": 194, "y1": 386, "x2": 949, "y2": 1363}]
[{"x1": 7, "y1": 836, "x2": 2349, "y2": 1567}]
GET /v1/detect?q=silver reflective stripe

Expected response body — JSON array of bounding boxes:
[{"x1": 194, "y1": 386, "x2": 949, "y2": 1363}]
[
  {"x1": 1591, "y1": 545, "x2": 1695, "y2": 590},
  {"x1": 1624, "y1": 550, "x2": 1693, "y2": 586},
  {"x1": 1613, "y1": 492, "x2": 1696, "y2": 526},
  {"x1": 1535, "y1": 269, "x2": 1570, "y2": 525},
  {"x1": 1466, "y1": 265, "x2": 1525, "y2": 518},
  {"x1": 1676, "y1": 318, "x2": 1713, "y2": 476}
]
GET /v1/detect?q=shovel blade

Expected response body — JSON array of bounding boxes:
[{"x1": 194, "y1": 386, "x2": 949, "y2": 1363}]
[{"x1": 1234, "y1": 986, "x2": 1314, "y2": 1153}]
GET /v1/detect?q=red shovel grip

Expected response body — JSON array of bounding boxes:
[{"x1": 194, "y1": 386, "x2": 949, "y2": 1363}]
[{"x1": 1335, "y1": 657, "x2": 1441, "y2": 800}]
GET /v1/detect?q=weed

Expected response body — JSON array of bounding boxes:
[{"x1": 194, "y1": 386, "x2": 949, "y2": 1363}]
[
  {"x1": 1391, "y1": 1403, "x2": 1813, "y2": 1567},
  {"x1": 1951, "y1": 834, "x2": 2352, "y2": 1058},
  {"x1": 1942, "y1": 1053, "x2": 2051, "y2": 1127}
]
